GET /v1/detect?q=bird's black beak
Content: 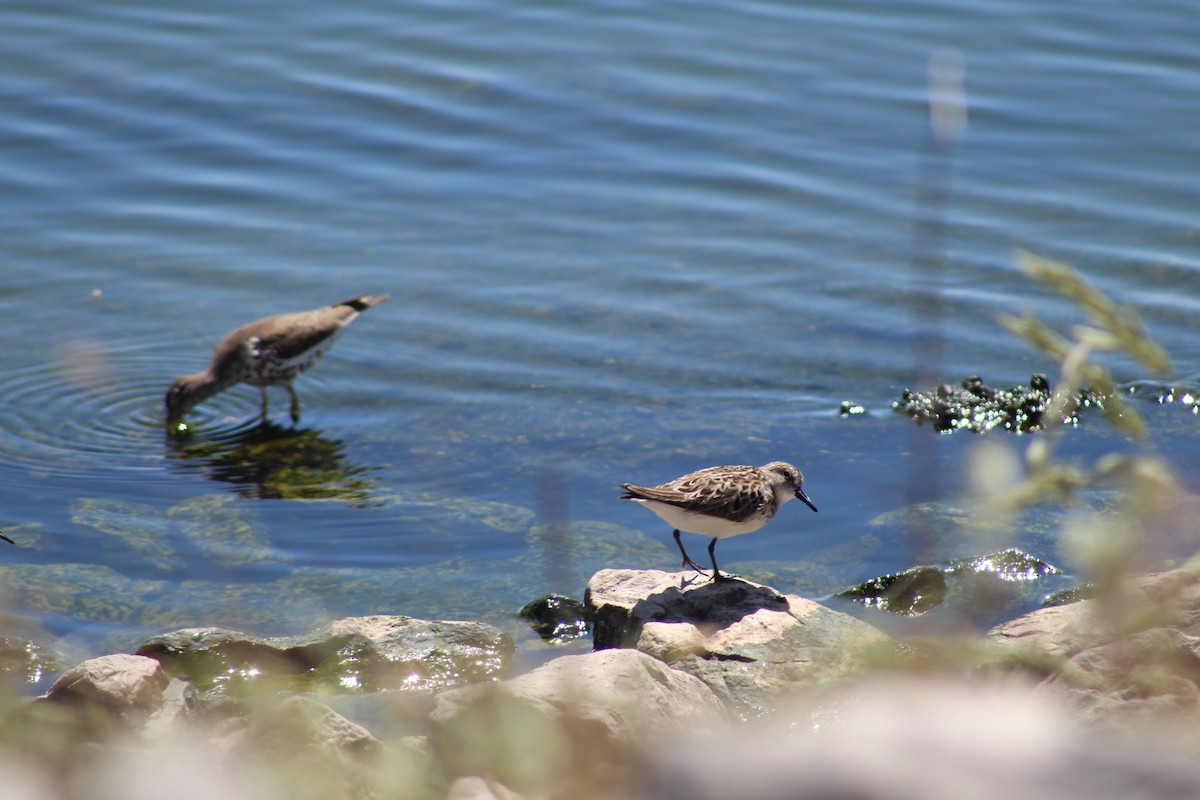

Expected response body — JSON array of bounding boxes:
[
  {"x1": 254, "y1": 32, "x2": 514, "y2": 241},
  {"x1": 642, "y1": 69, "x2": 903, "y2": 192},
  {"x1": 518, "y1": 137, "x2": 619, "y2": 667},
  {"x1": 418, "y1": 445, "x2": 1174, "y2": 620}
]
[{"x1": 796, "y1": 488, "x2": 818, "y2": 512}]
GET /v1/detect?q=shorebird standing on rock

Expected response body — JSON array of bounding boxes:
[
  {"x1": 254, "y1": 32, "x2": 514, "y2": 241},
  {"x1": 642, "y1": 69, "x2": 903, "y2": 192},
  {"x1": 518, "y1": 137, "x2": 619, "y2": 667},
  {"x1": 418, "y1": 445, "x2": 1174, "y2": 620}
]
[
  {"x1": 620, "y1": 461, "x2": 818, "y2": 582},
  {"x1": 165, "y1": 294, "x2": 388, "y2": 429}
]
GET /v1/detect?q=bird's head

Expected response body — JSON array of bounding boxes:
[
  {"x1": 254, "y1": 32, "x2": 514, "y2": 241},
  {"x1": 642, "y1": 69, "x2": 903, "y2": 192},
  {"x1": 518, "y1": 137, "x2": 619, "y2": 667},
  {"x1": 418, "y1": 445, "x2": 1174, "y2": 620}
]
[
  {"x1": 762, "y1": 460, "x2": 818, "y2": 513},
  {"x1": 164, "y1": 374, "x2": 206, "y2": 428}
]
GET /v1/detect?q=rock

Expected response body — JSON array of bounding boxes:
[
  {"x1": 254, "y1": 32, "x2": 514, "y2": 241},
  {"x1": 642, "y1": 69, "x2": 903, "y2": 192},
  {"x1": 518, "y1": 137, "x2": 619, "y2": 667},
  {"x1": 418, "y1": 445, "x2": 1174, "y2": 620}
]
[
  {"x1": 0, "y1": 635, "x2": 60, "y2": 686},
  {"x1": 834, "y1": 549, "x2": 1063, "y2": 618},
  {"x1": 518, "y1": 594, "x2": 589, "y2": 643},
  {"x1": 637, "y1": 621, "x2": 708, "y2": 661},
  {"x1": 892, "y1": 373, "x2": 1103, "y2": 434},
  {"x1": 990, "y1": 566, "x2": 1200, "y2": 745},
  {"x1": 584, "y1": 569, "x2": 886, "y2": 716},
  {"x1": 316, "y1": 615, "x2": 515, "y2": 692},
  {"x1": 834, "y1": 565, "x2": 946, "y2": 615},
  {"x1": 632, "y1": 677, "x2": 1200, "y2": 800},
  {"x1": 447, "y1": 776, "x2": 528, "y2": 800},
  {"x1": 990, "y1": 567, "x2": 1200, "y2": 658},
  {"x1": 838, "y1": 400, "x2": 867, "y2": 416},
  {"x1": 40, "y1": 654, "x2": 169, "y2": 726},
  {"x1": 212, "y1": 695, "x2": 382, "y2": 757},
  {"x1": 988, "y1": 602, "x2": 1087, "y2": 660},
  {"x1": 137, "y1": 615, "x2": 514, "y2": 697},
  {"x1": 210, "y1": 695, "x2": 392, "y2": 798},
  {"x1": 143, "y1": 676, "x2": 200, "y2": 737},
  {"x1": 428, "y1": 649, "x2": 724, "y2": 793},
  {"x1": 1036, "y1": 628, "x2": 1200, "y2": 730},
  {"x1": 1041, "y1": 584, "x2": 1095, "y2": 607}
]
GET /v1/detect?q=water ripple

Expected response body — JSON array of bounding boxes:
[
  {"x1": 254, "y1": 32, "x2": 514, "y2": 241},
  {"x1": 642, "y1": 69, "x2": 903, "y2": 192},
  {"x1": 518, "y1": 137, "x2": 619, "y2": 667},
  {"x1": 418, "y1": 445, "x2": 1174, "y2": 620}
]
[{"x1": 0, "y1": 340, "x2": 259, "y2": 479}]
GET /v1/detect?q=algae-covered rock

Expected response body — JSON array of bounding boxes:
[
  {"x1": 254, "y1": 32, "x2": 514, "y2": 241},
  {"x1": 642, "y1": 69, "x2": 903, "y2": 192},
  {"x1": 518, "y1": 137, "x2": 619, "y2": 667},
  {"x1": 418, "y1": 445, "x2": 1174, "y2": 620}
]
[
  {"x1": 137, "y1": 615, "x2": 515, "y2": 698},
  {"x1": 835, "y1": 565, "x2": 947, "y2": 616},
  {"x1": 1042, "y1": 584, "x2": 1096, "y2": 607},
  {"x1": 71, "y1": 498, "x2": 182, "y2": 572},
  {"x1": 518, "y1": 595, "x2": 589, "y2": 643},
  {"x1": 836, "y1": 549, "x2": 1067, "y2": 619},
  {"x1": 893, "y1": 373, "x2": 1104, "y2": 434},
  {"x1": 944, "y1": 548, "x2": 1061, "y2": 581},
  {"x1": 309, "y1": 615, "x2": 515, "y2": 693},
  {"x1": 0, "y1": 636, "x2": 60, "y2": 684},
  {"x1": 168, "y1": 494, "x2": 287, "y2": 567},
  {"x1": 137, "y1": 627, "x2": 317, "y2": 697}
]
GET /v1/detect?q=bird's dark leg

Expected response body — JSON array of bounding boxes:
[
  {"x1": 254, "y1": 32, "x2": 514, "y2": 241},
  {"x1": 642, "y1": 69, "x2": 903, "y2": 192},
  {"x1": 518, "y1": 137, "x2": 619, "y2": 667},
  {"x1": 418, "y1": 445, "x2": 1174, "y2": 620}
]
[
  {"x1": 709, "y1": 537, "x2": 734, "y2": 582},
  {"x1": 287, "y1": 384, "x2": 301, "y2": 423},
  {"x1": 259, "y1": 387, "x2": 270, "y2": 420},
  {"x1": 673, "y1": 529, "x2": 709, "y2": 576}
]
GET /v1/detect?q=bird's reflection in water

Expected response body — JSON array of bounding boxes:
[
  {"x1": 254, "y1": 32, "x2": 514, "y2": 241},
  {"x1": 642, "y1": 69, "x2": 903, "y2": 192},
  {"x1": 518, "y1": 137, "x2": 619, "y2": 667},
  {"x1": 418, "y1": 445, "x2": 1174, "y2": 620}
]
[{"x1": 166, "y1": 421, "x2": 379, "y2": 502}]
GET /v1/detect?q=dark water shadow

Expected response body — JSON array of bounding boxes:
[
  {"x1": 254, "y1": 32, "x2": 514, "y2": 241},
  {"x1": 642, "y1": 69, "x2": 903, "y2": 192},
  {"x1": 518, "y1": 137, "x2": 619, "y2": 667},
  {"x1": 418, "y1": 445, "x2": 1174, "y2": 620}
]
[{"x1": 164, "y1": 420, "x2": 381, "y2": 503}]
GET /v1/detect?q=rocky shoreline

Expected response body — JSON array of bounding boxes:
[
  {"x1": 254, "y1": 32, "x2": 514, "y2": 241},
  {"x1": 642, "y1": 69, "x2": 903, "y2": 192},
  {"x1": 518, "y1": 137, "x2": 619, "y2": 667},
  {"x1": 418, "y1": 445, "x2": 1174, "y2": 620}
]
[{"x1": 11, "y1": 562, "x2": 1200, "y2": 798}]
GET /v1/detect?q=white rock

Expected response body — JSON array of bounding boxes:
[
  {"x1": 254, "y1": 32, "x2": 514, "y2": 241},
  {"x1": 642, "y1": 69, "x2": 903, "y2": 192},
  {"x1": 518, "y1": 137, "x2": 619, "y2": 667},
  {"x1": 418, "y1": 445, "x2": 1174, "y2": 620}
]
[{"x1": 41, "y1": 653, "x2": 168, "y2": 723}]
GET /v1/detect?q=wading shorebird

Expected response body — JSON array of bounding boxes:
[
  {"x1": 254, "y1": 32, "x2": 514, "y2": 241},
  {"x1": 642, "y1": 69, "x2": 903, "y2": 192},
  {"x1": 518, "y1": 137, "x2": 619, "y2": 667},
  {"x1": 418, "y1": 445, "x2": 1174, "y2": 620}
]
[
  {"x1": 620, "y1": 460, "x2": 817, "y2": 582},
  {"x1": 165, "y1": 294, "x2": 387, "y2": 429}
]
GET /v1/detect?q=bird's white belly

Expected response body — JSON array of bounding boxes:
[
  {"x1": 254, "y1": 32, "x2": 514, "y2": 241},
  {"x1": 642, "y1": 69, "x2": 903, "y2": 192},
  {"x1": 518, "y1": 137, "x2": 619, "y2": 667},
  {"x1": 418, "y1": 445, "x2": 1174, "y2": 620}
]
[
  {"x1": 634, "y1": 499, "x2": 769, "y2": 539},
  {"x1": 245, "y1": 332, "x2": 344, "y2": 386}
]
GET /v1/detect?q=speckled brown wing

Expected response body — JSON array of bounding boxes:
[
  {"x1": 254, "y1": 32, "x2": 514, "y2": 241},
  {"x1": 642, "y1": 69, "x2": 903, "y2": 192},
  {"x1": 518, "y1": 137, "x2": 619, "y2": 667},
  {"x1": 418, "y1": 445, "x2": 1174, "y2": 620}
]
[
  {"x1": 206, "y1": 306, "x2": 345, "y2": 365},
  {"x1": 621, "y1": 465, "x2": 771, "y2": 523},
  {"x1": 246, "y1": 306, "x2": 356, "y2": 362}
]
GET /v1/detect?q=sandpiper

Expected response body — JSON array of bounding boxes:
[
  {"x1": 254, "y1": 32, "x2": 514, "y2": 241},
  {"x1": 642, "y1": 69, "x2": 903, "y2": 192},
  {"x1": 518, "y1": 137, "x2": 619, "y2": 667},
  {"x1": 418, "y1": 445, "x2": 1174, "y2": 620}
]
[
  {"x1": 620, "y1": 461, "x2": 817, "y2": 582},
  {"x1": 165, "y1": 294, "x2": 388, "y2": 428}
]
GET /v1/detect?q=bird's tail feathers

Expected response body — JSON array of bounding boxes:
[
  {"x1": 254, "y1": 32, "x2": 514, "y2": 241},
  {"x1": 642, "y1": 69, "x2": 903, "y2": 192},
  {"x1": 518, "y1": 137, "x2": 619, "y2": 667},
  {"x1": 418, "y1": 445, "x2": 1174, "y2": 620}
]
[
  {"x1": 619, "y1": 483, "x2": 646, "y2": 501},
  {"x1": 339, "y1": 294, "x2": 389, "y2": 311}
]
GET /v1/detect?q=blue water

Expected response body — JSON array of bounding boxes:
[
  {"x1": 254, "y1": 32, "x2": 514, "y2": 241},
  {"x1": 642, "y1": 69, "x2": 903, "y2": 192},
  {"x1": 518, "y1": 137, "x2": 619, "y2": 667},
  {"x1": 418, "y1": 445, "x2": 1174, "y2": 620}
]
[{"x1": 1, "y1": 1, "x2": 1198, "y2": 675}]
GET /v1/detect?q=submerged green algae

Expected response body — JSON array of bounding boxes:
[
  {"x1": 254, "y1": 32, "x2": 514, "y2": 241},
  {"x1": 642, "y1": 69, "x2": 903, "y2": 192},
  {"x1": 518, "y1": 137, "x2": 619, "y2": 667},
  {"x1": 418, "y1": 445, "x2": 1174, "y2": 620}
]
[
  {"x1": 70, "y1": 498, "x2": 182, "y2": 572},
  {"x1": 376, "y1": 489, "x2": 537, "y2": 534},
  {"x1": 0, "y1": 563, "x2": 164, "y2": 623},
  {"x1": 168, "y1": 494, "x2": 288, "y2": 567}
]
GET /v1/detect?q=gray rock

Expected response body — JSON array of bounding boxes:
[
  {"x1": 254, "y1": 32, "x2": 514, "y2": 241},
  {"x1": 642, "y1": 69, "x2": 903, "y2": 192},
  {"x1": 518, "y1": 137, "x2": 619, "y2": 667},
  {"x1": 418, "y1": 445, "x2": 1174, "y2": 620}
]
[
  {"x1": 585, "y1": 569, "x2": 886, "y2": 716},
  {"x1": 137, "y1": 615, "x2": 514, "y2": 697},
  {"x1": 40, "y1": 653, "x2": 169, "y2": 726},
  {"x1": 209, "y1": 695, "x2": 395, "y2": 798},
  {"x1": 447, "y1": 776, "x2": 528, "y2": 800},
  {"x1": 990, "y1": 566, "x2": 1200, "y2": 745},
  {"x1": 212, "y1": 695, "x2": 382, "y2": 757},
  {"x1": 428, "y1": 649, "x2": 724, "y2": 793},
  {"x1": 633, "y1": 677, "x2": 1200, "y2": 800},
  {"x1": 988, "y1": 599, "x2": 1094, "y2": 659},
  {"x1": 142, "y1": 677, "x2": 199, "y2": 737}
]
